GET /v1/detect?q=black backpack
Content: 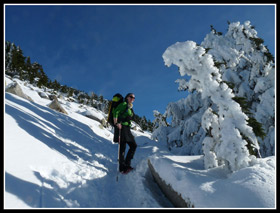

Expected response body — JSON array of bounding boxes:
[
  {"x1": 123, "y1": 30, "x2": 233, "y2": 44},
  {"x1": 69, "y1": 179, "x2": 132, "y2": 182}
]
[{"x1": 107, "y1": 93, "x2": 124, "y2": 126}]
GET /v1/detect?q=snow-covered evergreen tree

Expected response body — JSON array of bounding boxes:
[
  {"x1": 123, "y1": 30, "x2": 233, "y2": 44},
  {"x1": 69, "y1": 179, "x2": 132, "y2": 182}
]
[
  {"x1": 152, "y1": 110, "x2": 169, "y2": 144},
  {"x1": 201, "y1": 21, "x2": 275, "y2": 157},
  {"x1": 163, "y1": 40, "x2": 260, "y2": 172},
  {"x1": 154, "y1": 21, "x2": 275, "y2": 172},
  {"x1": 153, "y1": 92, "x2": 209, "y2": 155}
]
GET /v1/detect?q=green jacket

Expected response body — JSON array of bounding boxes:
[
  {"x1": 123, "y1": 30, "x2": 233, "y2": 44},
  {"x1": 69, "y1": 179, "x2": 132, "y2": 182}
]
[{"x1": 113, "y1": 102, "x2": 134, "y2": 126}]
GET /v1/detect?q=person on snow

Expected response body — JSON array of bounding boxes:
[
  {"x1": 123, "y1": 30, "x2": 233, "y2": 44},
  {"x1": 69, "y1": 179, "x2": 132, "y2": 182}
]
[{"x1": 113, "y1": 93, "x2": 137, "y2": 174}]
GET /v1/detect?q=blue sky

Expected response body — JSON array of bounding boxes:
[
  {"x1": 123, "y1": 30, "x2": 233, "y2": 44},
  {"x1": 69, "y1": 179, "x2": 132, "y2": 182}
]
[{"x1": 5, "y1": 4, "x2": 275, "y2": 121}]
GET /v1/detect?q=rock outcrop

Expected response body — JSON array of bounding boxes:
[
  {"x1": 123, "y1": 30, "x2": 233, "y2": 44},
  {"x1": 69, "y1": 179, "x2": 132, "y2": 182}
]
[
  {"x1": 5, "y1": 82, "x2": 33, "y2": 102},
  {"x1": 48, "y1": 98, "x2": 68, "y2": 115}
]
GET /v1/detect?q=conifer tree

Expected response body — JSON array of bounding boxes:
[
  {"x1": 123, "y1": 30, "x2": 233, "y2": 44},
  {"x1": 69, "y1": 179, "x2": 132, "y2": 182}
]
[
  {"x1": 163, "y1": 40, "x2": 260, "y2": 171},
  {"x1": 10, "y1": 44, "x2": 25, "y2": 73},
  {"x1": 25, "y1": 56, "x2": 32, "y2": 80},
  {"x1": 154, "y1": 21, "x2": 274, "y2": 162}
]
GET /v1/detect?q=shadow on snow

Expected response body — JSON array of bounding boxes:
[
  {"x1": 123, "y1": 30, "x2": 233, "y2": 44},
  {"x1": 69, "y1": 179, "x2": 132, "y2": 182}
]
[{"x1": 5, "y1": 93, "x2": 122, "y2": 207}]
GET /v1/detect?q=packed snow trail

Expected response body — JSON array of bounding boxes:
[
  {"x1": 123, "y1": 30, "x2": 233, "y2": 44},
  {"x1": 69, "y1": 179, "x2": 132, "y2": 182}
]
[{"x1": 5, "y1": 92, "x2": 172, "y2": 208}]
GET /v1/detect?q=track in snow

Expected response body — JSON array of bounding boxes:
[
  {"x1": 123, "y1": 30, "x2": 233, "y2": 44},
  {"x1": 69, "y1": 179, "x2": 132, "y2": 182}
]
[{"x1": 143, "y1": 168, "x2": 174, "y2": 208}]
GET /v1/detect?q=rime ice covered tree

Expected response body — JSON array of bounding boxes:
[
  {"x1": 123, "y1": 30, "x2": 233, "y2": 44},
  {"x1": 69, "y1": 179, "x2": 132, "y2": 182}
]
[
  {"x1": 152, "y1": 110, "x2": 169, "y2": 144},
  {"x1": 201, "y1": 21, "x2": 275, "y2": 157},
  {"x1": 154, "y1": 21, "x2": 274, "y2": 171},
  {"x1": 162, "y1": 40, "x2": 260, "y2": 172}
]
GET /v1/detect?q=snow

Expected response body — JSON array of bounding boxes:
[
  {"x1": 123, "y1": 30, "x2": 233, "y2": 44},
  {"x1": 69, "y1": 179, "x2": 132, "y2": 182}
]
[
  {"x1": 4, "y1": 76, "x2": 275, "y2": 209},
  {"x1": 148, "y1": 155, "x2": 275, "y2": 208}
]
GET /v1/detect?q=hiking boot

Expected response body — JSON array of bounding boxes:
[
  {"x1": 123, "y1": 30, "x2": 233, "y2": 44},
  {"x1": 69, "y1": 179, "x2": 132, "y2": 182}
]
[
  {"x1": 126, "y1": 166, "x2": 134, "y2": 171},
  {"x1": 120, "y1": 166, "x2": 134, "y2": 174}
]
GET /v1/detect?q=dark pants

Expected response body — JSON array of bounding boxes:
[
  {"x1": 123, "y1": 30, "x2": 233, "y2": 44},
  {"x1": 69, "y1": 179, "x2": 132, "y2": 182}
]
[{"x1": 114, "y1": 126, "x2": 137, "y2": 171}]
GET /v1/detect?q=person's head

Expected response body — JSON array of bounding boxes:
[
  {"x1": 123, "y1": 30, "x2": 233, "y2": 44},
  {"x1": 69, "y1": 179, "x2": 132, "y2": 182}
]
[{"x1": 125, "y1": 93, "x2": 135, "y2": 104}]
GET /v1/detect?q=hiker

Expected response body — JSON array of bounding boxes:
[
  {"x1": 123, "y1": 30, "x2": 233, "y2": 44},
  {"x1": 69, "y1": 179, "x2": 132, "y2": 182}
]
[{"x1": 113, "y1": 93, "x2": 137, "y2": 173}]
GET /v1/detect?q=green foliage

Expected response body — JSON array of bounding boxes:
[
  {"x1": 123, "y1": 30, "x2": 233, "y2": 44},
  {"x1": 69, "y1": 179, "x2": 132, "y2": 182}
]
[
  {"x1": 213, "y1": 61, "x2": 226, "y2": 69},
  {"x1": 240, "y1": 132, "x2": 256, "y2": 156},
  {"x1": 232, "y1": 96, "x2": 266, "y2": 156},
  {"x1": 60, "y1": 85, "x2": 69, "y2": 93},
  {"x1": 247, "y1": 117, "x2": 266, "y2": 140},
  {"x1": 10, "y1": 44, "x2": 26, "y2": 72},
  {"x1": 134, "y1": 114, "x2": 154, "y2": 132},
  {"x1": 264, "y1": 46, "x2": 275, "y2": 63},
  {"x1": 232, "y1": 97, "x2": 251, "y2": 115},
  {"x1": 210, "y1": 25, "x2": 223, "y2": 36},
  {"x1": 49, "y1": 80, "x2": 61, "y2": 91},
  {"x1": 249, "y1": 37, "x2": 264, "y2": 50},
  {"x1": 67, "y1": 88, "x2": 75, "y2": 97},
  {"x1": 223, "y1": 81, "x2": 235, "y2": 90}
]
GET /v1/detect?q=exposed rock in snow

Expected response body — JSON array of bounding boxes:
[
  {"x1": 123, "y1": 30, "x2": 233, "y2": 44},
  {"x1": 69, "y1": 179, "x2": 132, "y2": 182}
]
[
  {"x1": 48, "y1": 98, "x2": 68, "y2": 115},
  {"x1": 6, "y1": 82, "x2": 33, "y2": 102},
  {"x1": 38, "y1": 91, "x2": 49, "y2": 99}
]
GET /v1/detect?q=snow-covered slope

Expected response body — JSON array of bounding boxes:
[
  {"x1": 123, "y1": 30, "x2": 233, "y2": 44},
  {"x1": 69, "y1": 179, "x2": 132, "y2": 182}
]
[
  {"x1": 4, "y1": 76, "x2": 275, "y2": 208},
  {"x1": 4, "y1": 76, "x2": 168, "y2": 208}
]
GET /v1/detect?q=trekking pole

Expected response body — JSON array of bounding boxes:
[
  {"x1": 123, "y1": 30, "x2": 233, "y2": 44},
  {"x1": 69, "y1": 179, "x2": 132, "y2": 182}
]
[{"x1": 116, "y1": 127, "x2": 121, "y2": 182}]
